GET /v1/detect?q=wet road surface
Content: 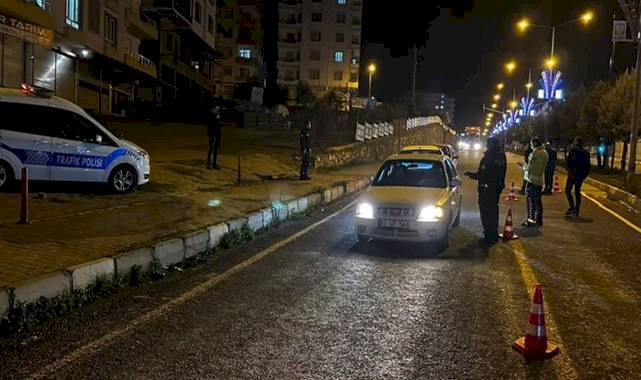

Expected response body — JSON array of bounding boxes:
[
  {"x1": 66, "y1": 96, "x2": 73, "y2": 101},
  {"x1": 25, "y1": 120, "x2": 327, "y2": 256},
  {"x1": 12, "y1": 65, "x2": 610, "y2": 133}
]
[{"x1": 1, "y1": 151, "x2": 641, "y2": 379}]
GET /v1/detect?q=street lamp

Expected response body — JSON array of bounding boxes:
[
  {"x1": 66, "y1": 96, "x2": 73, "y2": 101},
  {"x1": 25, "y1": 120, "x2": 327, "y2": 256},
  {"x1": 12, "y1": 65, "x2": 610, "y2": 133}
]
[
  {"x1": 545, "y1": 57, "x2": 558, "y2": 69},
  {"x1": 510, "y1": 100, "x2": 518, "y2": 110},
  {"x1": 494, "y1": 94, "x2": 501, "y2": 101},
  {"x1": 505, "y1": 60, "x2": 534, "y2": 101},
  {"x1": 517, "y1": 11, "x2": 594, "y2": 61},
  {"x1": 367, "y1": 63, "x2": 376, "y2": 98},
  {"x1": 505, "y1": 61, "x2": 517, "y2": 74},
  {"x1": 497, "y1": 83, "x2": 505, "y2": 90},
  {"x1": 491, "y1": 103, "x2": 498, "y2": 109}
]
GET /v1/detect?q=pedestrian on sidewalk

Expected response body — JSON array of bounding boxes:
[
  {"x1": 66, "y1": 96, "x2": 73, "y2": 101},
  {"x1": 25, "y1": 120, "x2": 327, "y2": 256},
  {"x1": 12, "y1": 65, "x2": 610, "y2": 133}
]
[
  {"x1": 565, "y1": 137, "x2": 591, "y2": 217},
  {"x1": 522, "y1": 137, "x2": 548, "y2": 227},
  {"x1": 206, "y1": 107, "x2": 222, "y2": 170},
  {"x1": 543, "y1": 140, "x2": 557, "y2": 194},
  {"x1": 300, "y1": 120, "x2": 312, "y2": 180},
  {"x1": 519, "y1": 143, "x2": 533, "y2": 195},
  {"x1": 465, "y1": 137, "x2": 507, "y2": 245}
]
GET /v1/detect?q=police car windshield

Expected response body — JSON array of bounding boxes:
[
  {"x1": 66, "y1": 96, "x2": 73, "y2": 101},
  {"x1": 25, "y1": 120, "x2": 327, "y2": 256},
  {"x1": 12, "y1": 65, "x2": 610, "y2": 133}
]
[{"x1": 372, "y1": 160, "x2": 447, "y2": 188}]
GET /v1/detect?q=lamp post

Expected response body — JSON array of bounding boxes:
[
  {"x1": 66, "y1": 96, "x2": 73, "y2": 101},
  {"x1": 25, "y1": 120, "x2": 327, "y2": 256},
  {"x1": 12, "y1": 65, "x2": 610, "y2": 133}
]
[{"x1": 367, "y1": 63, "x2": 376, "y2": 99}]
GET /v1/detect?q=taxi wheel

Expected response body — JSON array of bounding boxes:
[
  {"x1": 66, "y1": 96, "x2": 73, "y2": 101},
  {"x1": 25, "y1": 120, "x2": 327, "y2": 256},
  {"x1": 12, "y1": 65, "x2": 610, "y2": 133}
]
[
  {"x1": 0, "y1": 161, "x2": 14, "y2": 191},
  {"x1": 109, "y1": 165, "x2": 137, "y2": 194}
]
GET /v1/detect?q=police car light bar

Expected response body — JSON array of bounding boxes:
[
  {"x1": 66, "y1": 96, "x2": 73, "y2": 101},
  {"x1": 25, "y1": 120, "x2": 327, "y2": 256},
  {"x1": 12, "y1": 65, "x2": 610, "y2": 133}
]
[{"x1": 20, "y1": 82, "x2": 53, "y2": 98}]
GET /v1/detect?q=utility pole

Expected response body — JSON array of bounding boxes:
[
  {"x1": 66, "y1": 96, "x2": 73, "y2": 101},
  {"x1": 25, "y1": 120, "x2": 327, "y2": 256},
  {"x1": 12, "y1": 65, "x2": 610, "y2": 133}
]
[
  {"x1": 411, "y1": 45, "x2": 417, "y2": 114},
  {"x1": 618, "y1": 0, "x2": 641, "y2": 187}
]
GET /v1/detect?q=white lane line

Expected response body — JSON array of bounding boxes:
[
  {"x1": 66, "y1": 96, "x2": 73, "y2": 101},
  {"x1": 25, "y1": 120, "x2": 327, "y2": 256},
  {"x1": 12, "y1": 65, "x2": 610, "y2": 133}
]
[
  {"x1": 582, "y1": 191, "x2": 641, "y2": 235},
  {"x1": 30, "y1": 200, "x2": 357, "y2": 380}
]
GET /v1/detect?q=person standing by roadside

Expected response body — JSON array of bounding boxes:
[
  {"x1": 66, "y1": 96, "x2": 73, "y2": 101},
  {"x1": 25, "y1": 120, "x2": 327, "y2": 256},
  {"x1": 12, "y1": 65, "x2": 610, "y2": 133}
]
[
  {"x1": 465, "y1": 137, "x2": 507, "y2": 245},
  {"x1": 299, "y1": 120, "x2": 312, "y2": 180},
  {"x1": 206, "y1": 107, "x2": 222, "y2": 170},
  {"x1": 543, "y1": 140, "x2": 557, "y2": 194},
  {"x1": 522, "y1": 137, "x2": 548, "y2": 227},
  {"x1": 565, "y1": 137, "x2": 591, "y2": 217},
  {"x1": 520, "y1": 142, "x2": 533, "y2": 195}
]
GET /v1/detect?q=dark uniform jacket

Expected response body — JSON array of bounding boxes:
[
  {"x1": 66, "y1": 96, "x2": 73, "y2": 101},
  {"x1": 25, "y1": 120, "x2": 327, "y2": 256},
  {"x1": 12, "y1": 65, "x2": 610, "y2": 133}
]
[
  {"x1": 207, "y1": 116, "x2": 221, "y2": 141},
  {"x1": 300, "y1": 127, "x2": 311, "y2": 152},
  {"x1": 469, "y1": 149, "x2": 507, "y2": 192},
  {"x1": 567, "y1": 146, "x2": 590, "y2": 179}
]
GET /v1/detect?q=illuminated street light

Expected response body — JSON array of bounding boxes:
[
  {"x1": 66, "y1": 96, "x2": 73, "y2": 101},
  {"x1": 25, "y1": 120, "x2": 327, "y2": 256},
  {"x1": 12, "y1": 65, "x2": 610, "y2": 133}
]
[
  {"x1": 581, "y1": 11, "x2": 594, "y2": 25},
  {"x1": 517, "y1": 18, "x2": 530, "y2": 32},
  {"x1": 367, "y1": 63, "x2": 376, "y2": 98},
  {"x1": 526, "y1": 82, "x2": 533, "y2": 89},
  {"x1": 505, "y1": 61, "x2": 517, "y2": 74},
  {"x1": 494, "y1": 94, "x2": 501, "y2": 101},
  {"x1": 510, "y1": 100, "x2": 518, "y2": 109},
  {"x1": 545, "y1": 57, "x2": 557, "y2": 69},
  {"x1": 497, "y1": 83, "x2": 505, "y2": 90},
  {"x1": 491, "y1": 103, "x2": 498, "y2": 109}
]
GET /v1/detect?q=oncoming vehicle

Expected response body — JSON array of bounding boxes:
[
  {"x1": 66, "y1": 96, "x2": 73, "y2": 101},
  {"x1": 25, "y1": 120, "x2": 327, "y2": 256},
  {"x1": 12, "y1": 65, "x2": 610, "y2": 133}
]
[
  {"x1": 398, "y1": 145, "x2": 444, "y2": 156},
  {"x1": 434, "y1": 143, "x2": 458, "y2": 159},
  {"x1": 355, "y1": 153, "x2": 462, "y2": 247},
  {"x1": 0, "y1": 84, "x2": 150, "y2": 193}
]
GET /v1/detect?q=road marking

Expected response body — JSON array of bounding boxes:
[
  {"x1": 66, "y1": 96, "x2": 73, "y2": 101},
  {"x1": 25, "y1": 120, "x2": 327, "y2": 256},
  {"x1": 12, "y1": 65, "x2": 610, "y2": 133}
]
[
  {"x1": 505, "y1": 240, "x2": 578, "y2": 378},
  {"x1": 30, "y1": 199, "x2": 357, "y2": 379},
  {"x1": 582, "y1": 191, "x2": 641, "y2": 235}
]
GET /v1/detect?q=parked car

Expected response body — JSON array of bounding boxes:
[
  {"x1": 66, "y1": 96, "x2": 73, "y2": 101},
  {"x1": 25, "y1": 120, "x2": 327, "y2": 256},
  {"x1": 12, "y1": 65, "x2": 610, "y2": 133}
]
[
  {"x1": 0, "y1": 84, "x2": 150, "y2": 193},
  {"x1": 398, "y1": 145, "x2": 445, "y2": 156}
]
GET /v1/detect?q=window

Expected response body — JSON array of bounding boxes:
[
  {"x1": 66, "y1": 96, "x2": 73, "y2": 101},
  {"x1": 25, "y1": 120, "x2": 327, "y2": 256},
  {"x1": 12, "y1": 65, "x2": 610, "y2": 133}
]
[
  {"x1": 165, "y1": 34, "x2": 174, "y2": 51},
  {"x1": 195, "y1": 2, "x2": 202, "y2": 24},
  {"x1": 311, "y1": 13, "x2": 322, "y2": 22},
  {"x1": 334, "y1": 51, "x2": 344, "y2": 63},
  {"x1": 0, "y1": 103, "x2": 50, "y2": 135},
  {"x1": 47, "y1": 109, "x2": 115, "y2": 146},
  {"x1": 105, "y1": 13, "x2": 118, "y2": 48},
  {"x1": 337, "y1": 0, "x2": 346, "y2": 4},
  {"x1": 88, "y1": 0, "x2": 100, "y2": 33},
  {"x1": 239, "y1": 67, "x2": 250, "y2": 80},
  {"x1": 310, "y1": 31, "x2": 321, "y2": 42},
  {"x1": 444, "y1": 160, "x2": 456, "y2": 182},
  {"x1": 336, "y1": 32, "x2": 344, "y2": 43},
  {"x1": 372, "y1": 160, "x2": 448, "y2": 189},
  {"x1": 208, "y1": 15, "x2": 214, "y2": 35},
  {"x1": 66, "y1": 0, "x2": 80, "y2": 29},
  {"x1": 352, "y1": 16, "x2": 361, "y2": 25},
  {"x1": 310, "y1": 50, "x2": 320, "y2": 60},
  {"x1": 239, "y1": 48, "x2": 252, "y2": 59},
  {"x1": 309, "y1": 69, "x2": 320, "y2": 80},
  {"x1": 351, "y1": 35, "x2": 360, "y2": 44},
  {"x1": 223, "y1": 66, "x2": 233, "y2": 77},
  {"x1": 334, "y1": 70, "x2": 343, "y2": 81},
  {"x1": 336, "y1": 13, "x2": 346, "y2": 23},
  {"x1": 349, "y1": 71, "x2": 358, "y2": 82}
]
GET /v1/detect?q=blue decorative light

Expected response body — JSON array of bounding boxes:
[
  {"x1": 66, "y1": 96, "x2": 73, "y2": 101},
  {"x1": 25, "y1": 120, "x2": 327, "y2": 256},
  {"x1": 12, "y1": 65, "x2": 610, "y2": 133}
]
[
  {"x1": 538, "y1": 70, "x2": 563, "y2": 101},
  {"x1": 519, "y1": 97, "x2": 536, "y2": 117}
]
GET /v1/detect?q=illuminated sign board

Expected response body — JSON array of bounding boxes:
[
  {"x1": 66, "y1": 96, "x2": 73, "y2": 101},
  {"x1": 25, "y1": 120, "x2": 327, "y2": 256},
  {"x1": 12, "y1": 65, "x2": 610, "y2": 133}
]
[{"x1": 0, "y1": 13, "x2": 53, "y2": 47}]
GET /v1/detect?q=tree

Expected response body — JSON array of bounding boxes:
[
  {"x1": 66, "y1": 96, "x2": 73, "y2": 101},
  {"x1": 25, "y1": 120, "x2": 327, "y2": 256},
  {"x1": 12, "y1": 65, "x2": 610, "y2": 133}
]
[
  {"x1": 578, "y1": 81, "x2": 612, "y2": 142},
  {"x1": 599, "y1": 70, "x2": 635, "y2": 170},
  {"x1": 295, "y1": 81, "x2": 316, "y2": 107}
]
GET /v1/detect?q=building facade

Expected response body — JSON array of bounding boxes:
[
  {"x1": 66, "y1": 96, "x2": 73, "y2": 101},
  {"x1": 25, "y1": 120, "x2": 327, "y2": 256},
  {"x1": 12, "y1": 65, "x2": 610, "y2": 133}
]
[
  {"x1": 0, "y1": 0, "x2": 218, "y2": 118},
  {"x1": 414, "y1": 92, "x2": 456, "y2": 125},
  {"x1": 215, "y1": 0, "x2": 263, "y2": 99},
  {"x1": 277, "y1": 0, "x2": 362, "y2": 105}
]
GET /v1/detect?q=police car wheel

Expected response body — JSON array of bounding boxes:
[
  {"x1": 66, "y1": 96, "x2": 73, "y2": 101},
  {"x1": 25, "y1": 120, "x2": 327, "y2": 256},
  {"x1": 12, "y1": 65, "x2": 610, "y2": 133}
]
[
  {"x1": 109, "y1": 165, "x2": 137, "y2": 194},
  {"x1": 0, "y1": 161, "x2": 14, "y2": 191}
]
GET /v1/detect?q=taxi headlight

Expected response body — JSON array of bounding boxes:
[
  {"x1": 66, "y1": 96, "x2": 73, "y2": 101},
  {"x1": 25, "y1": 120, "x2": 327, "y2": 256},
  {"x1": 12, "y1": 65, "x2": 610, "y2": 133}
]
[
  {"x1": 417, "y1": 206, "x2": 444, "y2": 222},
  {"x1": 356, "y1": 203, "x2": 375, "y2": 219}
]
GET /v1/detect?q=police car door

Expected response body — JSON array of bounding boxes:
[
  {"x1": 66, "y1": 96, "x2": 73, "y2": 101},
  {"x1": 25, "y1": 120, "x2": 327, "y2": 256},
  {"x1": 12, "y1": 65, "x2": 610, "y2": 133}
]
[
  {"x1": 0, "y1": 102, "x2": 52, "y2": 181},
  {"x1": 50, "y1": 109, "x2": 117, "y2": 183}
]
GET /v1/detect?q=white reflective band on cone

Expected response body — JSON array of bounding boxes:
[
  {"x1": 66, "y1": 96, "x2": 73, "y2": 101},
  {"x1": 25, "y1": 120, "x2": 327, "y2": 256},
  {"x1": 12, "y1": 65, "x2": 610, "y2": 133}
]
[
  {"x1": 528, "y1": 324, "x2": 547, "y2": 337},
  {"x1": 529, "y1": 303, "x2": 544, "y2": 315}
]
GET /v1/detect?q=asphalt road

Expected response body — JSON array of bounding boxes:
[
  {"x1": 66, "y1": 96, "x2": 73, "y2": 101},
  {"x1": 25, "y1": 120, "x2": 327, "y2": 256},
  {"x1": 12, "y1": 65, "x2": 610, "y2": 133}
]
[{"x1": 1, "y1": 151, "x2": 641, "y2": 379}]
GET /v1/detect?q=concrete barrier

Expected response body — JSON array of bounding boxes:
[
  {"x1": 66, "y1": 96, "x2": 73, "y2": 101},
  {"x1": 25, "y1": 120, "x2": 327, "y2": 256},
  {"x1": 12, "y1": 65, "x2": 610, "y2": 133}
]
[
  {"x1": 1, "y1": 288, "x2": 9, "y2": 318},
  {"x1": 67, "y1": 258, "x2": 115, "y2": 291},
  {"x1": 183, "y1": 230, "x2": 210, "y2": 259},
  {"x1": 153, "y1": 238, "x2": 185, "y2": 269},
  {"x1": 307, "y1": 193, "x2": 322, "y2": 209},
  {"x1": 261, "y1": 208, "x2": 274, "y2": 227},
  {"x1": 114, "y1": 247, "x2": 154, "y2": 278},
  {"x1": 297, "y1": 197, "x2": 309, "y2": 213},
  {"x1": 226, "y1": 217, "x2": 248, "y2": 232},
  {"x1": 272, "y1": 205, "x2": 288, "y2": 222},
  {"x1": 322, "y1": 189, "x2": 333, "y2": 204},
  {"x1": 208, "y1": 223, "x2": 229, "y2": 249},
  {"x1": 287, "y1": 200, "x2": 299, "y2": 215},
  {"x1": 13, "y1": 272, "x2": 71, "y2": 305},
  {"x1": 247, "y1": 212, "x2": 264, "y2": 232}
]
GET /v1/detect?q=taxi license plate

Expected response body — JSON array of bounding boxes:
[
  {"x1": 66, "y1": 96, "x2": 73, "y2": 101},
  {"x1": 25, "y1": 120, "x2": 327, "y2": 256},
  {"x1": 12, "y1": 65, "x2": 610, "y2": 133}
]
[{"x1": 378, "y1": 219, "x2": 409, "y2": 229}]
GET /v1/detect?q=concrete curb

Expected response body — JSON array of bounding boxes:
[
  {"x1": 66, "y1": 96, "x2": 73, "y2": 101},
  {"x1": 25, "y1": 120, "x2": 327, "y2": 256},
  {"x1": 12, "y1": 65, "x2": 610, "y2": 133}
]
[
  {"x1": 556, "y1": 167, "x2": 641, "y2": 212},
  {"x1": 1, "y1": 177, "x2": 371, "y2": 320},
  {"x1": 114, "y1": 248, "x2": 154, "y2": 279},
  {"x1": 67, "y1": 258, "x2": 115, "y2": 291}
]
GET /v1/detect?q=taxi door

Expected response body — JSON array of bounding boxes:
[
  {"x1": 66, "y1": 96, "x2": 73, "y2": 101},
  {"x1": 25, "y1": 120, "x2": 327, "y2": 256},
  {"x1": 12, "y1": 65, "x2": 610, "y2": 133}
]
[{"x1": 50, "y1": 109, "x2": 117, "y2": 183}]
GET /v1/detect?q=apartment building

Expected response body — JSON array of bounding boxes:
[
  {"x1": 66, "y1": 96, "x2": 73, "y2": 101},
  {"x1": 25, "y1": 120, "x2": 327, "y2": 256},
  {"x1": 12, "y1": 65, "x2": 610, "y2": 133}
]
[
  {"x1": 277, "y1": 0, "x2": 362, "y2": 105},
  {"x1": 216, "y1": 0, "x2": 263, "y2": 99},
  {"x1": 0, "y1": 0, "x2": 218, "y2": 117},
  {"x1": 414, "y1": 92, "x2": 456, "y2": 125}
]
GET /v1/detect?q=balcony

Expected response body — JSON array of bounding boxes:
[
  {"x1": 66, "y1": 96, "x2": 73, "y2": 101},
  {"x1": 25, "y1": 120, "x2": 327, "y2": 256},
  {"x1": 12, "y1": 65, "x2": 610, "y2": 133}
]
[
  {"x1": 279, "y1": 76, "x2": 299, "y2": 84},
  {"x1": 351, "y1": 38, "x2": 360, "y2": 46},
  {"x1": 279, "y1": 35, "x2": 300, "y2": 44},
  {"x1": 141, "y1": 0, "x2": 191, "y2": 25},
  {"x1": 124, "y1": 53, "x2": 158, "y2": 78},
  {"x1": 351, "y1": 0, "x2": 362, "y2": 8},
  {"x1": 279, "y1": 15, "x2": 301, "y2": 25},
  {"x1": 174, "y1": 59, "x2": 215, "y2": 88},
  {"x1": 2, "y1": 0, "x2": 55, "y2": 29},
  {"x1": 126, "y1": 8, "x2": 158, "y2": 40}
]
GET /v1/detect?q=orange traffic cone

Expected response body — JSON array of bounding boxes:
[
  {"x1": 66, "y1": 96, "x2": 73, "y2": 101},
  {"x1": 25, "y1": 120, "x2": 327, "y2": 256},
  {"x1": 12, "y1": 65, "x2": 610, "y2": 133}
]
[
  {"x1": 513, "y1": 284, "x2": 560, "y2": 361},
  {"x1": 499, "y1": 208, "x2": 519, "y2": 241},
  {"x1": 553, "y1": 176, "x2": 562, "y2": 193},
  {"x1": 505, "y1": 182, "x2": 518, "y2": 201}
]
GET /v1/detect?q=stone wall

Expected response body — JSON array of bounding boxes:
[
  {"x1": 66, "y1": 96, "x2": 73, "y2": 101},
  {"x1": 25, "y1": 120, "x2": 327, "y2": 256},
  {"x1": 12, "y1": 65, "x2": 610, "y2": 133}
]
[{"x1": 314, "y1": 120, "x2": 455, "y2": 169}]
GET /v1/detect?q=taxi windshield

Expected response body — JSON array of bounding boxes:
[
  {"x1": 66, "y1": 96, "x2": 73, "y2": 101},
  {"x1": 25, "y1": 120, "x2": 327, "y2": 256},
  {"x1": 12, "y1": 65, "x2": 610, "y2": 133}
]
[{"x1": 372, "y1": 160, "x2": 447, "y2": 188}]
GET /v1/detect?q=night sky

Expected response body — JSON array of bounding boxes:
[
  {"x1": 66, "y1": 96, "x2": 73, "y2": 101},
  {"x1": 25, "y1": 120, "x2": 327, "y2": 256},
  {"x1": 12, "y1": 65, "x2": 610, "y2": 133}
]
[{"x1": 361, "y1": 0, "x2": 631, "y2": 130}]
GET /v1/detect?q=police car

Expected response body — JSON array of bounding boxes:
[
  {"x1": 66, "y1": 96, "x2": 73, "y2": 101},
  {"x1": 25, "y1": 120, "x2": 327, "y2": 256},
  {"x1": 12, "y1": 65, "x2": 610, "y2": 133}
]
[{"x1": 0, "y1": 84, "x2": 150, "y2": 193}]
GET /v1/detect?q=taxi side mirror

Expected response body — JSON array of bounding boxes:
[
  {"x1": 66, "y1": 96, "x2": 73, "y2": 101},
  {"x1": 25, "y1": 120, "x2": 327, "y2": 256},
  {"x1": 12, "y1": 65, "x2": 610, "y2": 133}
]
[{"x1": 450, "y1": 178, "x2": 463, "y2": 188}]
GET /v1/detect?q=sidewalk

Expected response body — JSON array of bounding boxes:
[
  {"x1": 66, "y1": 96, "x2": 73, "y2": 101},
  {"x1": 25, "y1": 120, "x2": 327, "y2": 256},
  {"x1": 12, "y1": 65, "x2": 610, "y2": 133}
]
[{"x1": 0, "y1": 122, "x2": 379, "y2": 288}]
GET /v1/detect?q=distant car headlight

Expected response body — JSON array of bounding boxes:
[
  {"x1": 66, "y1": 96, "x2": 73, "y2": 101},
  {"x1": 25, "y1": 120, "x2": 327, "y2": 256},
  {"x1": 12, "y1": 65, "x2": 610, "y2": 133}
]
[
  {"x1": 459, "y1": 142, "x2": 470, "y2": 150},
  {"x1": 356, "y1": 203, "x2": 375, "y2": 219},
  {"x1": 417, "y1": 205, "x2": 444, "y2": 222},
  {"x1": 473, "y1": 143, "x2": 482, "y2": 151}
]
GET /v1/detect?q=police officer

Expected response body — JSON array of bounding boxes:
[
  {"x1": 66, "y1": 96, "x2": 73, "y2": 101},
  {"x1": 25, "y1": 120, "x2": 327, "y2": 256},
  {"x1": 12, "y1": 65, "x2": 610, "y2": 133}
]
[
  {"x1": 299, "y1": 120, "x2": 312, "y2": 180},
  {"x1": 465, "y1": 137, "x2": 507, "y2": 244},
  {"x1": 543, "y1": 140, "x2": 557, "y2": 194},
  {"x1": 206, "y1": 107, "x2": 222, "y2": 170}
]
